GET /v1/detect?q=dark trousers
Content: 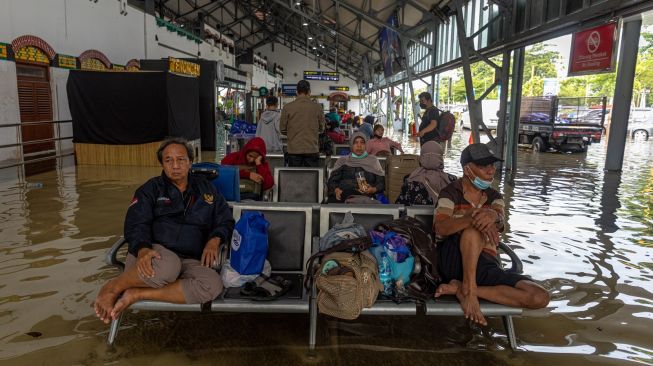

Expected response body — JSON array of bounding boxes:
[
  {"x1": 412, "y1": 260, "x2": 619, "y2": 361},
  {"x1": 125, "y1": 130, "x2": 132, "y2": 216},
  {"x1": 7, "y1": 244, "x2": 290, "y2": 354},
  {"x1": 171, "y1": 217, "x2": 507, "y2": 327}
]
[{"x1": 286, "y1": 153, "x2": 319, "y2": 167}]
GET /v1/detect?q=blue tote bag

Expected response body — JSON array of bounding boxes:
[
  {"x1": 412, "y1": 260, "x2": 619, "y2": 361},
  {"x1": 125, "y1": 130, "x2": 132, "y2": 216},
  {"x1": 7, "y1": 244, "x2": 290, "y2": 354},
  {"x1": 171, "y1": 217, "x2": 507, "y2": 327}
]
[{"x1": 230, "y1": 211, "x2": 270, "y2": 275}]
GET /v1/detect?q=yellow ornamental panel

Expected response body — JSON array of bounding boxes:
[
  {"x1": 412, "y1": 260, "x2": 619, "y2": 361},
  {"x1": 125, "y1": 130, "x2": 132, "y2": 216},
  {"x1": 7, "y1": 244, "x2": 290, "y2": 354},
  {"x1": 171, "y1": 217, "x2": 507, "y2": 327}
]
[
  {"x1": 15, "y1": 46, "x2": 50, "y2": 65},
  {"x1": 58, "y1": 55, "x2": 77, "y2": 69},
  {"x1": 81, "y1": 58, "x2": 107, "y2": 71}
]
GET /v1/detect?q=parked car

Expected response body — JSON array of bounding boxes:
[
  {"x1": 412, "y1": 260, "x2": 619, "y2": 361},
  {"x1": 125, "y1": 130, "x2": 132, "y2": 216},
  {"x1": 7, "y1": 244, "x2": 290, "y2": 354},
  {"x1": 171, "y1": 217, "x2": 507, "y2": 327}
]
[
  {"x1": 460, "y1": 99, "x2": 500, "y2": 130},
  {"x1": 628, "y1": 118, "x2": 653, "y2": 140}
]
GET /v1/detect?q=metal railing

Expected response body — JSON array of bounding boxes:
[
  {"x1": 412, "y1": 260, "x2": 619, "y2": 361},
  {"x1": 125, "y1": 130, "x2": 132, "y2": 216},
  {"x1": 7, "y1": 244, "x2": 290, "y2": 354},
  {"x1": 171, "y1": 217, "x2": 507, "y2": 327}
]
[{"x1": 0, "y1": 119, "x2": 74, "y2": 170}]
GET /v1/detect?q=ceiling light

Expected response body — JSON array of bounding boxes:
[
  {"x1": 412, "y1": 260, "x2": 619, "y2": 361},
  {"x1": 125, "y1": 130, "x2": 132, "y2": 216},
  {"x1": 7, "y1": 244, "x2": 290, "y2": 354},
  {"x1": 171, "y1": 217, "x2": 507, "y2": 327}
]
[
  {"x1": 302, "y1": 22, "x2": 308, "y2": 26},
  {"x1": 312, "y1": 46, "x2": 316, "y2": 49},
  {"x1": 295, "y1": 1, "x2": 302, "y2": 5},
  {"x1": 308, "y1": 36, "x2": 313, "y2": 40}
]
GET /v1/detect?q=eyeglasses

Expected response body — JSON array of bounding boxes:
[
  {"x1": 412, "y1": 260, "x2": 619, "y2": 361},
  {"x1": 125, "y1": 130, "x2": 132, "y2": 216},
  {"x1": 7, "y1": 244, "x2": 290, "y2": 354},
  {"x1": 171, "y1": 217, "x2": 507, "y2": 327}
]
[{"x1": 163, "y1": 157, "x2": 189, "y2": 165}]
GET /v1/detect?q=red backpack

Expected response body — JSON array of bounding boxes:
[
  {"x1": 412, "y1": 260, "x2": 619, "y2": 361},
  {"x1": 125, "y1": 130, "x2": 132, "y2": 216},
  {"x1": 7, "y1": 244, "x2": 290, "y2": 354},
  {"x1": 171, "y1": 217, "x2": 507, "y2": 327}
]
[{"x1": 434, "y1": 109, "x2": 455, "y2": 142}]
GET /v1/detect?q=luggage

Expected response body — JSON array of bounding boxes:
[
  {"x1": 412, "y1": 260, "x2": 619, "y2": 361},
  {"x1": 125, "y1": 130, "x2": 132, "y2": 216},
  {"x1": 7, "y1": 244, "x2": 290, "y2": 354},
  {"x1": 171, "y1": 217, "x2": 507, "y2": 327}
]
[
  {"x1": 434, "y1": 109, "x2": 456, "y2": 142},
  {"x1": 238, "y1": 165, "x2": 262, "y2": 196},
  {"x1": 191, "y1": 163, "x2": 240, "y2": 201},
  {"x1": 384, "y1": 154, "x2": 420, "y2": 203}
]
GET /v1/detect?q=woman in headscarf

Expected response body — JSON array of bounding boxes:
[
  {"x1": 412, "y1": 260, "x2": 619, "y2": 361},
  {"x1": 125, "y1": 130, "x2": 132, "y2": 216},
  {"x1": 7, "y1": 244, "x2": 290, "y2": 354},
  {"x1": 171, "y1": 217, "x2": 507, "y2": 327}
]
[
  {"x1": 221, "y1": 137, "x2": 274, "y2": 199},
  {"x1": 366, "y1": 124, "x2": 404, "y2": 157},
  {"x1": 327, "y1": 132, "x2": 385, "y2": 203},
  {"x1": 395, "y1": 141, "x2": 455, "y2": 205}
]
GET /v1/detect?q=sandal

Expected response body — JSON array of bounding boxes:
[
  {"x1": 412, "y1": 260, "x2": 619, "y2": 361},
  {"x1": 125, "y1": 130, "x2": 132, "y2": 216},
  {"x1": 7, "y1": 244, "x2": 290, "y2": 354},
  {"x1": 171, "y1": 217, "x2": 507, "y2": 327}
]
[{"x1": 239, "y1": 275, "x2": 292, "y2": 301}]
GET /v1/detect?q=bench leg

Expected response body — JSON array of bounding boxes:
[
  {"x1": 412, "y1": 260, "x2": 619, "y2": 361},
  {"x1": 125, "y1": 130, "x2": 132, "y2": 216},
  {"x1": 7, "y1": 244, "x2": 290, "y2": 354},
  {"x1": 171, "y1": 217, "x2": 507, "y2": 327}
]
[
  {"x1": 502, "y1": 315, "x2": 517, "y2": 350},
  {"x1": 107, "y1": 313, "x2": 123, "y2": 346},
  {"x1": 308, "y1": 281, "x2": 318, "y2": 357}
]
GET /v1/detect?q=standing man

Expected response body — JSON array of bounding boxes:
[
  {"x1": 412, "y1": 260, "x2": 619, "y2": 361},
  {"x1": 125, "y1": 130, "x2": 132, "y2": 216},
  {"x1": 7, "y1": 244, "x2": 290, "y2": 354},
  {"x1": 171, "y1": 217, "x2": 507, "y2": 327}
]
[
  {"x1": 417, "y1": 92, "x2": 442, "y2": 147},
  {"x1": 256, "y1": 96, "x2": 283, "y2": 153},
  {"x1": 280, "y1": 80, "x2": 324, "y2": 167}
]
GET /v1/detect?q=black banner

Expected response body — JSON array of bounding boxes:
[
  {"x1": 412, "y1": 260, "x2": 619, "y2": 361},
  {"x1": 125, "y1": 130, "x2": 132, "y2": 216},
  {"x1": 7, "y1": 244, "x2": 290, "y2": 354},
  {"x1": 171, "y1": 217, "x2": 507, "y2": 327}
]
[{"x1": 67, "y1": 70, "x2": 200, "y2": 144}]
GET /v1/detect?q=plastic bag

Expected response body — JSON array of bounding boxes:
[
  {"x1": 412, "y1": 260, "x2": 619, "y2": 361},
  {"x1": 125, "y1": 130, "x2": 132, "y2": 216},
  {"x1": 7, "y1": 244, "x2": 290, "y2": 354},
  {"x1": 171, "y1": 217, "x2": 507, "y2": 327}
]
[
  {"x1": 221, "y1": 259, "x2": 271, "y2": 288},
  {"x1": 230, "y1": 211, "x2": 269, "y2": 275}
]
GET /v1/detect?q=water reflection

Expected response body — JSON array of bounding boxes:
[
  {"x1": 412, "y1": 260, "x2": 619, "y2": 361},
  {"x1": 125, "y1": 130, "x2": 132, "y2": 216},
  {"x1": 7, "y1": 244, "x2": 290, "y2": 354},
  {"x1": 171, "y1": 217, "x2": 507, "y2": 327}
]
[{"x1": 0, "y1": 133, "x2": 652, "y2": 365}]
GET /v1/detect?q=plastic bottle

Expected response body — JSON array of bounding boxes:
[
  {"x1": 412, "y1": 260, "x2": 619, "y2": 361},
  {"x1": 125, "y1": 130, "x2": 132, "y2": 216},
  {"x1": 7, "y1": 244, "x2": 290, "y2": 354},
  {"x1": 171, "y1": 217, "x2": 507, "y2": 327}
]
[
  {"x1": 26, "y1": 182, "x2": 43, "y2": 189},
  {"x1": 379, "y1": 252, "x2": 393, "y2": 297}
]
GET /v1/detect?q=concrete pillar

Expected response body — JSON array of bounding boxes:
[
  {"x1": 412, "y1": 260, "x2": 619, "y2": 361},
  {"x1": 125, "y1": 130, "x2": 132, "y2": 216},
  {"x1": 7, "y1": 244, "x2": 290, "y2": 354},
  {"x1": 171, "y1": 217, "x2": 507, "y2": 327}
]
[{"x1": 605, "y1": 19, "x2": 641, "y2": 171}]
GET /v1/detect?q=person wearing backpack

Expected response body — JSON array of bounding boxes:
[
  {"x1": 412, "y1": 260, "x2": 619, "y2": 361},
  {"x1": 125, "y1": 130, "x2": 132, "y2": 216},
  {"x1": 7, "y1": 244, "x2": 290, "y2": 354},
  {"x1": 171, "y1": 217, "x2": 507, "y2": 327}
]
[
  {"x1": 416, "y1": 92, "x2": 456, "y2": 149},
  {"x1": 416, "y1": 92, "x2": 441, "y2": 147}
]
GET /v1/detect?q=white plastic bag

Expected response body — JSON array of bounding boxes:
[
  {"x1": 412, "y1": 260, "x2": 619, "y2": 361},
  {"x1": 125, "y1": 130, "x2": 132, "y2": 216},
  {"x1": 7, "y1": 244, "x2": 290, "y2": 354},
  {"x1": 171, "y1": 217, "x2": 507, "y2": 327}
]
[{"x1": 221, "y1": 259, "x2": 271, "y2": 288}]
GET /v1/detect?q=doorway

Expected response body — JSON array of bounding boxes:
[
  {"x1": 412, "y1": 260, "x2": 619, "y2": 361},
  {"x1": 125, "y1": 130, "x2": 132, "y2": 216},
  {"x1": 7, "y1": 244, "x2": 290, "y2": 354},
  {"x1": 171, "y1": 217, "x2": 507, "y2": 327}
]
[{"x1": 16, "y1": 63, "x2": 55, "y2": 176}]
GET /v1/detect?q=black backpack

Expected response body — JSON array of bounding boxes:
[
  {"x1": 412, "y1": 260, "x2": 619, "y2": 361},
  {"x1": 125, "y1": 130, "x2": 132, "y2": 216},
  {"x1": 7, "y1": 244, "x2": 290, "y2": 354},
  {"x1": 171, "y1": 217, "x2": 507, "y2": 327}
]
[
  {"x1": 319, "y1": 132, "x2": 334, "y2": 156},
  {"x1": 374, "y1": 217, "x2": 441, "y2": 300}
]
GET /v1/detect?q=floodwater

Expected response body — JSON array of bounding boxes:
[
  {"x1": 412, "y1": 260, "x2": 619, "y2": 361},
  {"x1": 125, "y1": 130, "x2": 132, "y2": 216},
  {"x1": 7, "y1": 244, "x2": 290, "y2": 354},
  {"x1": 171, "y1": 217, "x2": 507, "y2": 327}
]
[{"x1": 0, "y1": 129, "x2": 652, "y2": 366}]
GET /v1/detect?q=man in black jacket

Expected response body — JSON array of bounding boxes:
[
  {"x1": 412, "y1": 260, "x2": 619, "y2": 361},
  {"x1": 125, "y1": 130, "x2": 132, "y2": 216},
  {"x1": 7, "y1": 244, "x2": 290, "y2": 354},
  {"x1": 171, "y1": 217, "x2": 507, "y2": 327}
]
[{"x1": 94, "y1": 138, "x2": 235, "y2": 324}]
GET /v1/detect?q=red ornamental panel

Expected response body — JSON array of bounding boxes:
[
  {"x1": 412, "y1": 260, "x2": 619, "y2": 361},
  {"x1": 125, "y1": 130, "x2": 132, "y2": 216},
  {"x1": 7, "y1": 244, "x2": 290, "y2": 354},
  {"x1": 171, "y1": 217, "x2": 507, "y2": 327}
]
[{"x1": 568, "y1": 22, "x2": 619, "y2": 76}]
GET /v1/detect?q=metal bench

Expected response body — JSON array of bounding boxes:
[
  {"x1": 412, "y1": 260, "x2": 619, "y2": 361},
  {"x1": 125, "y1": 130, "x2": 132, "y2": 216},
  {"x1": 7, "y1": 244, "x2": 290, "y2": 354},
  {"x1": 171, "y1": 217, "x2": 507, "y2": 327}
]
[
  {"x1": 403, "y1": 204, "x2": 524, "y2": 349},
  {"x1": 104, "y1": 202, "x2": 316, "y2": 346},
  {"x1": 273, "y1": 167, "x2": 324, "y2": 203},
  {"x1": 308, "y1": 204, "x2": 525, "y2": 351},
  {"x1": 104, "y1": 203, "x2": 526, "y2": 350}
]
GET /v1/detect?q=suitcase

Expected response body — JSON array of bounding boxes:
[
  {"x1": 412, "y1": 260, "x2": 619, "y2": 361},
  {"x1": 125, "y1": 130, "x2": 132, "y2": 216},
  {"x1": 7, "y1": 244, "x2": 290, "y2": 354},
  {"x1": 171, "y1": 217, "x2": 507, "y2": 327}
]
[
  {"x1": 191, "y1": 163, "x2": 240, "y2": 202},
  {"x1": 384, "y1": 154, "x2": 420, "y2": 203}
]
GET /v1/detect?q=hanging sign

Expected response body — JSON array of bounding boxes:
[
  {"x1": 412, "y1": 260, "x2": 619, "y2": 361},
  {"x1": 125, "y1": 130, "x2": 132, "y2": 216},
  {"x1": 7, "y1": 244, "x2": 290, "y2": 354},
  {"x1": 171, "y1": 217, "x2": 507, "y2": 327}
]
[
  {"x1": 568, "y1": 22, "x2": 619, "y2": 76},
  {"x1": 329, "y1": 86, "x2": 349, "y2": 91},
  {"x1": 258, "y1": 86, "x2": 269, "y2": 97},
  {"x1": 303, "y1": 71, "x2": 339, "y2": 81},
  {"x1": 168, "y1": 57, "x2": 200, "y2": 77}
]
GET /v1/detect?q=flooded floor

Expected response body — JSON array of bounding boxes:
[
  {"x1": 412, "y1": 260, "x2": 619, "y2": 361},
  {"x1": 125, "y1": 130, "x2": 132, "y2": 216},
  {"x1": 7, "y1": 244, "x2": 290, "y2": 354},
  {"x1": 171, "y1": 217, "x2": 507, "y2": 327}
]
[{"x1": 1, "y1": 129, "x2": 652, "y2": 365}]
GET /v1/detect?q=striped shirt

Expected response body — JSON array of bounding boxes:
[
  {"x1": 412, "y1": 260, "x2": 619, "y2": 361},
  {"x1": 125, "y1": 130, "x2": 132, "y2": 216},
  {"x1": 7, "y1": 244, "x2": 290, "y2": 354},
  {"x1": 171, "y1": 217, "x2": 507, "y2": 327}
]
[{"x1": 434, "y1": 179, "x2": 505, "y2": 256}]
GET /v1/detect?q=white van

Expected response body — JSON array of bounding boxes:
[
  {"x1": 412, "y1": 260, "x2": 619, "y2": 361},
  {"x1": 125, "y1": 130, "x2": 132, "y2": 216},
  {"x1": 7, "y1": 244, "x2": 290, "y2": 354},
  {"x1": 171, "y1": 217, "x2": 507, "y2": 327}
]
[{"x1": 460, "y1": 99, "x2": 501, "y2": 130}]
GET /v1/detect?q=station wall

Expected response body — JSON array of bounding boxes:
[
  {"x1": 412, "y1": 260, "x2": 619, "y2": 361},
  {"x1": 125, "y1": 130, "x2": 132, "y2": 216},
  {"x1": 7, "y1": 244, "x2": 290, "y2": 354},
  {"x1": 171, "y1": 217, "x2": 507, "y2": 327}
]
[
  {"x1": 255, "y1": 42, "x2": 361, "y2": 114},
  {"x1": 0, "y1": 0, "x2": 233, "y2": 168}
]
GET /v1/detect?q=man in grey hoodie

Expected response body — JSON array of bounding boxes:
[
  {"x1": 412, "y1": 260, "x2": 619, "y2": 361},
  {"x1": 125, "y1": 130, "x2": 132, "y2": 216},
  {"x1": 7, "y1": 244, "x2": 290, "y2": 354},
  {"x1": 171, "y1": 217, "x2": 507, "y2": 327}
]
[{"x1": 256, "y1": 96, "x2": 283, "y2": 153}]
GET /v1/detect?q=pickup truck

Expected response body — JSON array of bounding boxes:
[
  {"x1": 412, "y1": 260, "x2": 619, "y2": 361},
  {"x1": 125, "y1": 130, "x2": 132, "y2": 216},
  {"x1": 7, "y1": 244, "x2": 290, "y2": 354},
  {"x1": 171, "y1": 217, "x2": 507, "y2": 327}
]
[{"x1": 518, "y1": 97, "x2": 607, "y2": 153}]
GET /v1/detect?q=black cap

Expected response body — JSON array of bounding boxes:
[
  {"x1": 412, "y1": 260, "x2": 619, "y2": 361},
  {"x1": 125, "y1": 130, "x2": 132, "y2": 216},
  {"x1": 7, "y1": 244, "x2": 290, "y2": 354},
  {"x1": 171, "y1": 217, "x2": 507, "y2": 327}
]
[{"x1": 460, "y1": 143, "x2": 504, "y2": 166}]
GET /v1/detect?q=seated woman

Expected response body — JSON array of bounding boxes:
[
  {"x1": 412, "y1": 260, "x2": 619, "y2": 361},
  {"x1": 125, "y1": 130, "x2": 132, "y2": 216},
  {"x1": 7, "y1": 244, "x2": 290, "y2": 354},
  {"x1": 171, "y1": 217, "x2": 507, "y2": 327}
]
[
  {"x1": 221, "y1": 137, "x2": 274, "y2": 200},
  {"x1": 326, "y1": 120, "x2": 347, "y2": 144},
  {"x1": 366, "y1": 124, "x2": 404, "y2": 157},
  {"x1": 395, "y1": 141, "x2": 455, "y2": 206},
  {"x1": 327, "y1": 132, "x2": 385, "y2": 203}
]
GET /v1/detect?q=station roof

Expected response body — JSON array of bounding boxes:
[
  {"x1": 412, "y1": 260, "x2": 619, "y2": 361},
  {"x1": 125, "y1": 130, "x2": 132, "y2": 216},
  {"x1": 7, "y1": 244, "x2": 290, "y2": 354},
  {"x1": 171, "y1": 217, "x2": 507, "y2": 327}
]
[{"x1": 153, "y1": 0, "x2": 456, "y2": 79}]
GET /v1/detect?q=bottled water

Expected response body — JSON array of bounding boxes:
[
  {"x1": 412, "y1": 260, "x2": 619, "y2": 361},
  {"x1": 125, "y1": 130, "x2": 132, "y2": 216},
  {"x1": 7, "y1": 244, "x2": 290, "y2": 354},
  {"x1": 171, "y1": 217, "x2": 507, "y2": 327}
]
[{"x1": 379, "y1": 252, "x2": 393, "y2": 296}]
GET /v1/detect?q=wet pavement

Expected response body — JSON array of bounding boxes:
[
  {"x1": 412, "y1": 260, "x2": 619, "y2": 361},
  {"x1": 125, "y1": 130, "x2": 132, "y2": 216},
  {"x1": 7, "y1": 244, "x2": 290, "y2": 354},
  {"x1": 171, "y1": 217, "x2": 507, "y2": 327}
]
[{"x1": 0, "y1": 129, "x2": 652, "y2": 365}]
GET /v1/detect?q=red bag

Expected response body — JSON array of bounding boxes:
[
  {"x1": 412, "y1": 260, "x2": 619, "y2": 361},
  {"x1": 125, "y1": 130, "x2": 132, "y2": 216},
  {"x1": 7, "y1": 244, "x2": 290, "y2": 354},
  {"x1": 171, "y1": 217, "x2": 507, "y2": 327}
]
[{"x1": 435, "y1": 109, "x2": 455, "y2": 142}]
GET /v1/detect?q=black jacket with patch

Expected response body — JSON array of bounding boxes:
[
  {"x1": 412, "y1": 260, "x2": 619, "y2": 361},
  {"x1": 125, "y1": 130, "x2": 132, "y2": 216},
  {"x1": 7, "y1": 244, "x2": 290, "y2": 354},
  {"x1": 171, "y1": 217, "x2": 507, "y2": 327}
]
[{"x1": 124, "y1": 172, "x2": 235, "y2": 260}]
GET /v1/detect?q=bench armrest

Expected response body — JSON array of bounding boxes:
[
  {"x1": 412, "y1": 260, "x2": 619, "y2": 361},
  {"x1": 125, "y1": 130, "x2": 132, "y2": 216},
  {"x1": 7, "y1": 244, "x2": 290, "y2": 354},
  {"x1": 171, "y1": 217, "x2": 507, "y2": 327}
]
[
  {"x1": 105, "y1": 237, "x2": 128, "y2": 271},
  {"x1": 498, "y1": 242, "x2": 523, "y2": 274}
]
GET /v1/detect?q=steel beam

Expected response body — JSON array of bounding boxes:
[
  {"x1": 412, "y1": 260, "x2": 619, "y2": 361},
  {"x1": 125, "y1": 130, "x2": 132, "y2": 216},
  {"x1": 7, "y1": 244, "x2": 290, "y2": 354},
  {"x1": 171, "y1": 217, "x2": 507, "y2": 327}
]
[
  {"x1": 506, "y1": 47, "x2": 524, "y2": 182},
  {"x1": 606, "y1": 18, "x2": 642, "y2": 171}
]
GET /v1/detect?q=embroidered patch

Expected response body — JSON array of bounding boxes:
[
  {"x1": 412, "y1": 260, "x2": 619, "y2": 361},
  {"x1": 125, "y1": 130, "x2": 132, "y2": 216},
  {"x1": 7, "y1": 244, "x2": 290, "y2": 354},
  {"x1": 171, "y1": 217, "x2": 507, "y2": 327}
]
[
  {"x1": 157, "y1": 196, "x2": 172, "y2": 205},
  {"x1": 203, "y1": 193, "x2": 214, "y2": 204},
  {"x1": 129, "y1": 197, "x2": 138, "y2": 207}
]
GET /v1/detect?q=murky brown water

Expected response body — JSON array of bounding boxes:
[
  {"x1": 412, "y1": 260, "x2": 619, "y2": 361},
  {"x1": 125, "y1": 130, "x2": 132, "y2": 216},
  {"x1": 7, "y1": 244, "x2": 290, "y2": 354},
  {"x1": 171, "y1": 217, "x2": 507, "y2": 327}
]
[{"x1": 1, "y1": 130, "x2": 652, "y2": 365}]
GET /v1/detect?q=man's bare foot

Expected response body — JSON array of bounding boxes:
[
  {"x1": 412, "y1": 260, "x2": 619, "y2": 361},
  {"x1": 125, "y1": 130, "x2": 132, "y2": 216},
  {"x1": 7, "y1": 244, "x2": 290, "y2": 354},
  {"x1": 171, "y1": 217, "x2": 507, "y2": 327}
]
[
  {"x1": 110, "y1": 289, "x2": 141, "y2": 320},
  {"x1": 93, "y1": 280, "x2": 120, "y2": 324},
  {"x1": 456, "y1": 288, "x2": 487, "y2": 326},
  {"x1": 435, "y1": 279, "x2": 461, "y2": 298}
]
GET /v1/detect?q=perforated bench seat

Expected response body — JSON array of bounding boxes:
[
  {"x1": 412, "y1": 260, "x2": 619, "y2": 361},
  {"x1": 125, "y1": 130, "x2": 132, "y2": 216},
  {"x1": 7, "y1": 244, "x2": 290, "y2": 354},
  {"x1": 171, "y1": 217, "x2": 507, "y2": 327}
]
[{"x1": 104, "y1": 203, "x2": 526, "y2": 351}]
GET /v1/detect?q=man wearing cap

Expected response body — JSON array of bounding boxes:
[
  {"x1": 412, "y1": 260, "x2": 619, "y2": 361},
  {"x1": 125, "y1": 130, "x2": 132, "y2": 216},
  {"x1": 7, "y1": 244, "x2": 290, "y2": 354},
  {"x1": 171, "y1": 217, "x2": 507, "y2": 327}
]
[
  {"x1": 433, "y1": 143, "x2": 549, "y2": 325},
  {"x1": 280, "y1": 80, "x2": 325, "y2": 167}
]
